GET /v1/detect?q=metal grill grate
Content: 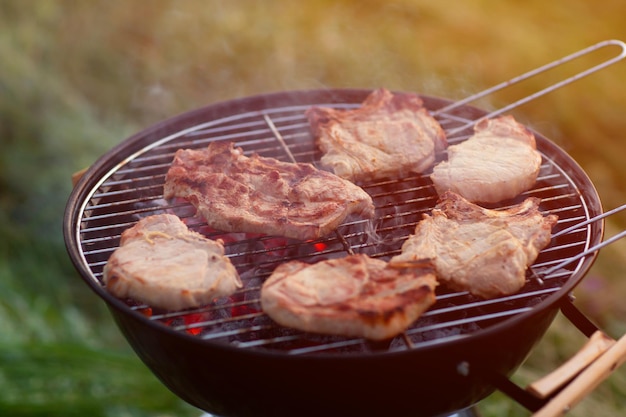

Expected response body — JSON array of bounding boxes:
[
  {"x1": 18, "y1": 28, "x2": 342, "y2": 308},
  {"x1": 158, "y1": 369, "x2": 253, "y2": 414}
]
[{"x1": 75, "y1": 93, "x2": 602, "y2": 355}]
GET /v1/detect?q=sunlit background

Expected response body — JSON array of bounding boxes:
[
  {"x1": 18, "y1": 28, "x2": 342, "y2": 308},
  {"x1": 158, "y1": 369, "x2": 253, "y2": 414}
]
[{"x1": 2, "y1": 1, "x2": 626, "y2": 416}]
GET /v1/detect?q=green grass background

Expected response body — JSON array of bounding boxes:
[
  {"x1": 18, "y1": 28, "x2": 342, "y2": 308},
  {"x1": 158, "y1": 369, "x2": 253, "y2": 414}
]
[{"x1": 2, "y1": 1, "x2": 626, "y2": 415}]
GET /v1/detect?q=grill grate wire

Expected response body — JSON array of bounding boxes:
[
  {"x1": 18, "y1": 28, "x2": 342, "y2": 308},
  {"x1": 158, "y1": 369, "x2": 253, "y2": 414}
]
[
  {"x1": 77, "y1": 100, "x2": 597, "y2": 355},
  {"x1": 73, "y1": 38, "x2": 626, "y2": 356}
]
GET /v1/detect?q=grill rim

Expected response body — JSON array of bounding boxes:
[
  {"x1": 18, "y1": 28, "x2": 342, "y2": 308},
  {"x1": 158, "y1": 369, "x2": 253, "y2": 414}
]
[{"x1": 63, "y1": 88, "x2": 605, "y2": 359}]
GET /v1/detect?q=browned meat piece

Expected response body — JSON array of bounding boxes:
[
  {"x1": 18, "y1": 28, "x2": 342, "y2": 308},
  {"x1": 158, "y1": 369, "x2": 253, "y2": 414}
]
[
  {"x1": 390, "y1": 191, "x2": 558, "y2": 299},
  {"x1": 306, "y1": 88, "x2": 447, "y2": 182},
  {"x1": 103, "y1": 214, "x2": 242, "y2": 310},
  {"x1": 430, "y1": 115, "x2": 542, "y2": 203},
  {"x1": 163, "y1": 142, "x2": 375, "y2": 240},
  {"x1": 260, "y1": 254, "x2": 437, "y2": 340}
]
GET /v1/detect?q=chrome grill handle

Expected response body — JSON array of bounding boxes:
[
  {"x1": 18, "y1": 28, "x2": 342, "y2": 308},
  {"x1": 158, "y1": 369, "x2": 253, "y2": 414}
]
[
  {"x1": 433, "y1": 39, "x2": 626, "y2": 136},
  {"x1": 541, "y1": 203, "x2": 626, "y2": 277}
]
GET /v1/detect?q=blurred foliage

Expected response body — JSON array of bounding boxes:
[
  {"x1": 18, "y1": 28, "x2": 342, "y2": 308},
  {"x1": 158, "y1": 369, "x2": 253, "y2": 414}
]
[
  {"x1": 1, "y1": 0, "x2": 626, "y2": 416},
  {"x1": 0, "y1": 343, "x2": 194, "y2": 417}
]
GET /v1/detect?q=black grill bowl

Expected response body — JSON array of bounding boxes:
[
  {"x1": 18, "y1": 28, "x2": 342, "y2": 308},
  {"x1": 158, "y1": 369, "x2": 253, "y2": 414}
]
[{"x1": 64, "y1": 89, "x2": 604, "y2": 417}]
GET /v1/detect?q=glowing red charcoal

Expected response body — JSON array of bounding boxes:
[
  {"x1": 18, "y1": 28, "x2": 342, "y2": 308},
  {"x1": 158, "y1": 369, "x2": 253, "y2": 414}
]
[
  {"x1": 183, "y1": 313, "x2": 206, "y2": 335},
  {"x1": 231, "y1": 304, "x2": 261, "y2": 317},
  {"x1": 313, "y1": 242, "x2": 327, "y2": 252},
  {"x1": 138, "y1": 307, "x2": 153, "y2": 318},
  {"x1": 228, "y1": 294, "x2": 261, "y2": 318}
]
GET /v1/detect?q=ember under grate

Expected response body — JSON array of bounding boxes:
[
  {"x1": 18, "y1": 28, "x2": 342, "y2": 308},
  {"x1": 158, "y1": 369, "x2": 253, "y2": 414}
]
[{"x1": 76, "y1": 92, "x2": 599, "y2": 356}]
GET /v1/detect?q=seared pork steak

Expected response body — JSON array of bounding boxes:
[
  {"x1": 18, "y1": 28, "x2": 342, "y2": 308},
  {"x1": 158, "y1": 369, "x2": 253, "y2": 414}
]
[
  {"x1": 103, "y1": 214, "x2": 242, "y2": 310},
  {"x1": 163, "y1": 142, "x2": 375, "y2": 240},
  {"x1": 306, "y1": 88, "x2": 447, "y2": 182},
  {"x1": 390, "y1": 191, "x2": 558, "y2": 299},
  {"x1": 261, "y1": 254, "x2": 437, "y2": 340},
  {"x1": 431, "y1": 115, "x2": 542, "y2": 203}
]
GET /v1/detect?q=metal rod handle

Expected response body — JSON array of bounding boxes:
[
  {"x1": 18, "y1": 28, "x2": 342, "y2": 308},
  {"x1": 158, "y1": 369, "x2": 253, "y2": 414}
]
[
  {"x1": 434, "y1": 39, "x2": 626, "y2": 136},
  {"x1": 552, "y1": 203, "x2": 626, "y2": 238},
  {"x1": 542, "y1": 228, "x2": 626, "y2": 278}
]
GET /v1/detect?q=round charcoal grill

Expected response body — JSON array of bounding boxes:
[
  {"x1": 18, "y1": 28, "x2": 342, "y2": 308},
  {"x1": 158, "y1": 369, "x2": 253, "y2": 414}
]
[{"x1": 65, "y1": 41, "x2": 626, "y2": 417}]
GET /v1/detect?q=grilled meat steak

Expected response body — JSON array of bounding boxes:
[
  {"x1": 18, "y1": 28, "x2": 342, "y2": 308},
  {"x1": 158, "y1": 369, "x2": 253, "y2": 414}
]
[
  {"x1": 390, "y1": 191, "x2": 558, "y2": 299},
  {"x1": 163, "y1": 142, "x2": 375, "y2": 240},
  {"x1": 431, "y1": 115, "x2": 542, "y2": 203},
  {"x1": 306, "y1": 88, "x2": 447, "y2": 182},
  {"x1": 103, "y1": 214, "x2": 242, "y2": 310},
  {"x1": 261, "y1": 254, "x2": 437, "y2": 340}
]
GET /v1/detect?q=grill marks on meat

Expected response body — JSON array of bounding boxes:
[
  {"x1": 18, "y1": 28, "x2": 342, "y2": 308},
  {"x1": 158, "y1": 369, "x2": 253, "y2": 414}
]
[
  {"x1": 306, "y1": 88, "x2": 447, "y2": 182},
  {"x1": 103, "y1": 214, "x2": 242, "y2": 310},
  {"x1": 163, "y1": 142, "x2": 375, "y2": 241},
  {"x1": 390, "y1": 191, "x2": 558, "y2": 299},
  {"x1": 260, "y1": 254, "x2": 437, "y2": 340},
  {"x1": 431, "y1": 115, "x2": 542, "y2": 203}
]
